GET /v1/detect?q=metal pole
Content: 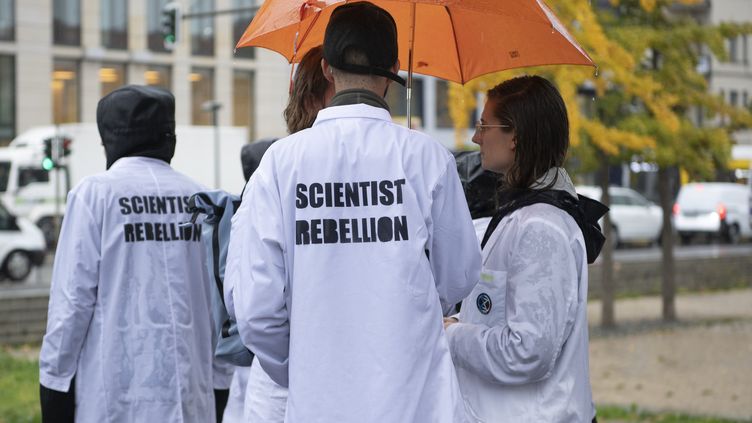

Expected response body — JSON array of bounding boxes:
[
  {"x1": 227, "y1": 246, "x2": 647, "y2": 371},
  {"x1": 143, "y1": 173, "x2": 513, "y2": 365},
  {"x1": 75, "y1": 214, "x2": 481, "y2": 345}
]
[
  {"x1": 213, "y1": 109, "x2": 220, "y2": 189},
  {"x1": 406, "y1": 2, "x2": 416, "y2": 129},
  {"x1": 181, "y1": 6, "x2": 259, "y2": 20}
]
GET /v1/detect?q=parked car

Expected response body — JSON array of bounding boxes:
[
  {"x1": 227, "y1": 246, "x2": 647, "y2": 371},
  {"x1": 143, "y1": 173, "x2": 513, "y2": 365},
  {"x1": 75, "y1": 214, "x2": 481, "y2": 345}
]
[
  {"x1": 0, "y1": 199, "x2": 46, "y2": 282},
  {"x1": 674, "y1": 182, "x2": 751, "y2": 244},
  {"x1": 576, "y1": 186, "x2": 663, "y2": 247}
]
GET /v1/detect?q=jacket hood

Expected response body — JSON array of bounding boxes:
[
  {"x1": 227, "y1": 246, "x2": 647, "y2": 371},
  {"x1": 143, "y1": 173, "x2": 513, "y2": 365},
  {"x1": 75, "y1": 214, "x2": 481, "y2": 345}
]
[
  {"x1": 240, "y1": 138, "x2": 277, "y2": 182},
  {"x1": 97, "y1": 85, "x2": 176, "y2": 169}
]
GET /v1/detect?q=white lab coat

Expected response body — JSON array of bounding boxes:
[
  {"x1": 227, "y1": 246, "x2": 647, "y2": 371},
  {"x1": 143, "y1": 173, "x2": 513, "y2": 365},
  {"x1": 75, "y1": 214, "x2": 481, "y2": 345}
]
[
  {"x1": 39, "y1": 157, "x2": 232, "y2": 423},
  {"x1": 229, "y1": 103, "x2": 481, "y2": 423},
  {"x1": 446, "y1": 169, "x2": 595, "y2": 422}
]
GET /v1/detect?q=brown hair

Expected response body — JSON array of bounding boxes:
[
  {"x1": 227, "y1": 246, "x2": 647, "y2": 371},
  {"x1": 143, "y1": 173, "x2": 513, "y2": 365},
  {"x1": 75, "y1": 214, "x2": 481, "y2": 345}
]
[
  {"x1": 284, "y1": 46, "x2": 330, "y2": 134},
  {"x1": 486, "y1": 75, "x2": 569, "y2": 190}
]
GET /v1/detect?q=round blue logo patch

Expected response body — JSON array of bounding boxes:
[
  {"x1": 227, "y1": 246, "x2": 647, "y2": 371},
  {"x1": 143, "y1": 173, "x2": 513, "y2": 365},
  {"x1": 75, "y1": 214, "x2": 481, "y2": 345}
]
[{"x1": 476, "y1": 293, "x2": 492, "y2": 315}]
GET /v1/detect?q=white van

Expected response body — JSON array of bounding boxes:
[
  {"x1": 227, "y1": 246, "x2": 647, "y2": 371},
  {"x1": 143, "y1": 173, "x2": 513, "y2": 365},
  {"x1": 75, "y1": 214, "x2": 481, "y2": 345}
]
[
  {"x1": 674, "y1": 182, "x2": 752, "y2": 244},
  {"x1": 0, "y1": 199, "x2": 46, "y2": 281}
]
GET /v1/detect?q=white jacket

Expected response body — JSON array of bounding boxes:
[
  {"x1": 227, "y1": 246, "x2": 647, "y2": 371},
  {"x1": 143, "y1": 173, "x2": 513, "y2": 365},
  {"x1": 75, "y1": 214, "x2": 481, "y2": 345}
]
[
  {"x1": 446, "y1": 169, "x2": 595, "y2": 422},
  {"x1": 229, "y1": 103, "x2": 481, "y2": 423},
  {"x1": 39, "y1": 157, "x2": 232, "y2": 423}
]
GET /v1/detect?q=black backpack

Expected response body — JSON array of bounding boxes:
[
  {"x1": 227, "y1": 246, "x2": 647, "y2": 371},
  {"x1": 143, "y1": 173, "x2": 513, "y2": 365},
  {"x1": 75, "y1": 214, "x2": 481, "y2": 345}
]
[{"x1": 481, "y1": 189, "x2": 609, "y2": 264}]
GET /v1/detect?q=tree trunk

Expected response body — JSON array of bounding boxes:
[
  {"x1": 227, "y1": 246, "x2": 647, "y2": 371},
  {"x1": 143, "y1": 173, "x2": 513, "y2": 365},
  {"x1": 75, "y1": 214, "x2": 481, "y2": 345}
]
[
  {"x1": 599, "y1": 153, "x2": 615, "y2": 328},
  {"x1": 658, "y1": 166, "x2": 677, "y2": 322}
]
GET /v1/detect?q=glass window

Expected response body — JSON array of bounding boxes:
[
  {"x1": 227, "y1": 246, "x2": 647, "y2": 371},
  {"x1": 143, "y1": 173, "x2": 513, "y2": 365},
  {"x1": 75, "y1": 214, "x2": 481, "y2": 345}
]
[
  {"x1": 191, "y1": 0, "x2": 214, "y2": 56},
  {"x1": 728, "y1": 37, "x2": 738, "y2": 63},
  {"x1": 0, "y1": 161, "x2": 10, "y2": 192},
  {"x1": 0, "y1": 0, "x2": 14, "y2": 41},
  {"x1": 233, "y1": 70, "x2": 255, "y2": 140},
  {"x1": 191, "y1": 67, "x2": 214, "y2": 125},
  {"x1": 0, "y1": 55, "x2": 14, "y2": 144},
  {"x1": 53, "y1": 0, "x2": 80, "y2": 46},
  {"x1": 100, "y1": 63, "x2": 126, "y2": 97},
  {"x1": 730, "y1": 90, "x2": 738, "y2": 107},
  {"x1": 52, "y1": 60, "x2": 80, "y2": 124},
  {"x1": 233, "y1": 0, "x2": 255, "y2": 59},
  {"x1": 101, "y1": 0, "x2": 128, "y2": 50},
  {"x1": 385, "y1": 78, "x2": 424, "y2": 127},
  {"x1": 610, "y1": 194, "x2": 629, "y2": 206},
  {"x1": 18, "y1": 167, "x2": 50, "y2": 189},
  {"x1": 0, "y1": 200, "x2": 18, "y2": 230},
  {"x1": 144, "y1": 65, "x2": 172, "y2": 91},
  {"x1": 147, "y1": 0, "x2": 170, "y2": 53}
]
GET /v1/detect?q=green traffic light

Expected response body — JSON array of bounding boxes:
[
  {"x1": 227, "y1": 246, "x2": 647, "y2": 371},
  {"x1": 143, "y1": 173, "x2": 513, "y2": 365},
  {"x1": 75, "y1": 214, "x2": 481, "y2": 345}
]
[{"x1": 42, "y1": 157, "x2": 55, "y2": 171}]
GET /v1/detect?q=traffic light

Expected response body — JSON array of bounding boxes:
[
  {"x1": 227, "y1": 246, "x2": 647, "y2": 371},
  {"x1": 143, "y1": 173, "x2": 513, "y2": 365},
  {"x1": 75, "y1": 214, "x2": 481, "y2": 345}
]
[
  {"x1": 42, "y1": 138, "x2": 55, "y2": 171},
  {"x1": 61, "y1": 137, "x2": 72, "y2": 157},
  {"x1": 161, "y1": 2, "x2": 181, "y2": 51}
]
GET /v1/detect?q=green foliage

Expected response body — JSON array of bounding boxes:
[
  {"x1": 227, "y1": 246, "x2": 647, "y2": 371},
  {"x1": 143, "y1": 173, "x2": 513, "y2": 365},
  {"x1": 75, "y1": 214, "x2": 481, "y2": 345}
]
[
  {"x1": 0, "y1": 350, "x2": 41, "y2": 423},
  {"x1": 596, "y1": 404, "x2": 748, "y2": 423}
]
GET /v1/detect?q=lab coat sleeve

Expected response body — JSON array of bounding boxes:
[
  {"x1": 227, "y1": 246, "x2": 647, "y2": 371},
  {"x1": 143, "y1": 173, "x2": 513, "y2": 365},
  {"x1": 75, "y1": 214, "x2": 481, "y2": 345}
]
[
  {"x1": 429, "y1": 157, "x2": 481, "y2": 315},
  {"x1": 39, "y1": 190, "x2": 101, "y2": 392},
  {"x1": 231, "y1": 162, "x2": 290, "y2": 388},
  {"x1": 446, "y1": 218, "x2": 579, "y2": 385}
]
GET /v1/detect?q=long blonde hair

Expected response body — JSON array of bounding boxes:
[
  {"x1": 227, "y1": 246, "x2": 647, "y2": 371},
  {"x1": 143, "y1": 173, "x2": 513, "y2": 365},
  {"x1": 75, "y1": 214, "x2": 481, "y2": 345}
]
[{"x1": 284, "y1": 46, "x2": 330, "y2": 134}]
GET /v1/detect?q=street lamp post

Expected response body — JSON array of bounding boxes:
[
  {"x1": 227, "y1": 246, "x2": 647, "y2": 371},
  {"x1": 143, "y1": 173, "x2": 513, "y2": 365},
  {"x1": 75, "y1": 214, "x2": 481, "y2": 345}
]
[{"x1": 202, "y1": 100, "x2": 223, "y2": 189}]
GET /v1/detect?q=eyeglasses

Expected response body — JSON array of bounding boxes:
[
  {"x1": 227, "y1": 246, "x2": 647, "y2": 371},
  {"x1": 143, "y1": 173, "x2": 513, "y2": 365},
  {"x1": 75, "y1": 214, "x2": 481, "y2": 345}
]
[{"x1": 474, "y1": 121, "x2": 511, "y2": 135}]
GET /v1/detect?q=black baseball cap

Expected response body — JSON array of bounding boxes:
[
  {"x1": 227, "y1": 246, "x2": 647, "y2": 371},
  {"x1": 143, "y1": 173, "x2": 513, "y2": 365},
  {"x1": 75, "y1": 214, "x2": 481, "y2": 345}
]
[{"x1": 323, "y1": 2, "x2": 406, "y2": 86}]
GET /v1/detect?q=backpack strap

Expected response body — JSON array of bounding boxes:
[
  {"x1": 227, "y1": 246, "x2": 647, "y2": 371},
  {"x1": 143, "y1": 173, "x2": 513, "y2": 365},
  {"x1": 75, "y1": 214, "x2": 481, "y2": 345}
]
[{"x1": 481, "y1": 189, "x2": 608, "y2": 264}]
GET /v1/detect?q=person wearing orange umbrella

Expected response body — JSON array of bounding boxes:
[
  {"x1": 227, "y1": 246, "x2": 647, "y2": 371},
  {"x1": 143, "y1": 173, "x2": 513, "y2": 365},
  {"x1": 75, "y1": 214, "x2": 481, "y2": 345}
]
[
  {"x1": 443, "y1": 76, "x2": 599, "y2": 422},
  {"x1": 227, "y1": 2, "x2": 480, "y2": 422}
]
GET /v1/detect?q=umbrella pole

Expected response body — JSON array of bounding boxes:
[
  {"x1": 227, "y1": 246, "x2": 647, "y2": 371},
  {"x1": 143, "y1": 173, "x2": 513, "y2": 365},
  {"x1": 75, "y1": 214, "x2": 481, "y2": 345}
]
[{"x1": 406, "y1": 2, "x2": 416, "y2": 129}]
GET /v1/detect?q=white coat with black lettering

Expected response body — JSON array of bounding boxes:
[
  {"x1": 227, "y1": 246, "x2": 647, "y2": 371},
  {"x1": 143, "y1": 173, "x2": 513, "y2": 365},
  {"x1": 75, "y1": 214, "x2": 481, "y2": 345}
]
[
  {"x1": 229, "y1": 104, "x2": 481, "y2": 423},
  {"x1": 39, "y1": 157, "x2": 232, "y2": 423},
  {"x1": 446, "y1": 168, "x2": 595, "y2": 422}
]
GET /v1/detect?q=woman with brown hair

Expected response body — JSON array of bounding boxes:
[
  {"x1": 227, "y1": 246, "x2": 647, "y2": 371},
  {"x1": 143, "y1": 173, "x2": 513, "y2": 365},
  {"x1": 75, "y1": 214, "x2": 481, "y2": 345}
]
[
  {"x1": 283, "y1": 46, "x2": 335, "y2": 134},
  {"x1": 444, "y1": 75, "x2": 597, "y2": 422}
]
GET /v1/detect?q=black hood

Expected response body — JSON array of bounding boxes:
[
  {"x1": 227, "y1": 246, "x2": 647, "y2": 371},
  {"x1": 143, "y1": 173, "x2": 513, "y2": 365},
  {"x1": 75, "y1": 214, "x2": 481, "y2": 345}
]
[
  {"x1": 97, "y1": 85, "x2": 176, "y2": 169},
  {"x1": 453, "y1": 150, "x2": 502, "y2": 219},
  {"x1": 240, "y1": 138, "x2": 277, "y2": 182}
]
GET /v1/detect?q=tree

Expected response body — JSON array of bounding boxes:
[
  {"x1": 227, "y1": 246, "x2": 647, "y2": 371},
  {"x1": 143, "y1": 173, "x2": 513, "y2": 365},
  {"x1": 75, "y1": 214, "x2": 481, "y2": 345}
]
[{"x1": 449, "y1": 0, "x2": 752, "y2": 324}]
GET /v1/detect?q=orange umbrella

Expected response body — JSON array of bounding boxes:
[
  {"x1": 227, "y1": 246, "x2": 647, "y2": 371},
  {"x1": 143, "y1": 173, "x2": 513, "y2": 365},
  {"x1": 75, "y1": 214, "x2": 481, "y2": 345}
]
[{"x1": 236, "y1": 0, "x2": 594, "y2": 85}]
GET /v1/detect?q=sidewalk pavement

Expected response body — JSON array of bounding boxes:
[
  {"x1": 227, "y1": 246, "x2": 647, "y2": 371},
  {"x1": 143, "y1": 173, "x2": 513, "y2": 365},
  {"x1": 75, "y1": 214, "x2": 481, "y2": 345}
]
[{"x1": 587, "y1": 289, "x2": 752, "y2": 421}]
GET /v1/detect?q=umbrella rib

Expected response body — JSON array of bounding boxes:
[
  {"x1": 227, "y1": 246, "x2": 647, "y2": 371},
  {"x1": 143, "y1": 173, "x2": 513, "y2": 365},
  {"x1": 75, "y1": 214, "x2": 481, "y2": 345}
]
[{"x1": 444, "y1": 6, "x2": 464, "y2": 84}]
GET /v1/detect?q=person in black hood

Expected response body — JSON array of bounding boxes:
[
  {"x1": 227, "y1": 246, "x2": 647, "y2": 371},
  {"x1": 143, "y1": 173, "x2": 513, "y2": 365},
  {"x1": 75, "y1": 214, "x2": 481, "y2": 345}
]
[
  {"x1": 39, "y1": 85, "x2": 233, "y2": 423},
  {"x1": 97, "y1": 85, "x2": 177, "y2": 169}
]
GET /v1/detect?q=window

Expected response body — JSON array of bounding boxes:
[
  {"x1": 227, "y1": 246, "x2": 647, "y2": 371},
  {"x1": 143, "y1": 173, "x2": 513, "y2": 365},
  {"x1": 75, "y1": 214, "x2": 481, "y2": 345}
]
[
  {"x1": 0, "y1": 201, "x2": 19, "y2": 231},
  {"x1": 52, "y1": 60, "x2": 80, "y2": 124},
  {"x1": 743, "y1": 91, "x2": 748, "y2": 108},
  {"x1": 730, "y1": 90, "x2": 738, "y2": 107},
  {"x1": 18, "y1": 167, "x2": 49, "y2": 189},
  {"x1": 101, "y1": 0, "x2": 128, "y2": 50},
  {"x1": 100, "y1": 63, "x2": 126, "y2": 97},
  {"x1": 191, "y1": 67, "x2": 214, "y2": 125},
  {"x1": 233, "y1": 0, "x2": 255, "y2": 59},
  {"x1": 728, "y1": 37, "x2": 739, "y2": 63},
  {"x1": 0, "y1": 161, "x2": 9, "y2": 192},
  {"x1": 744, "y1": 35, "x2": 749, "y2": 65},
  {"x1": 0, "y1": 0, "x2": 14, "y2": 41},
  {"x1": 385, "y1": 78, "x2": 424, "y2": 128},
  {"x1": 610, "y1": 194, "x2": 629, "y2": 206},
  {"x1": 233, "y1": 70, "x2": 255, "y2": 140},
  {"x1": 147, "y1": 0, "x2": 171, "y2": 53},
  {"x1": 53, "y1": 0, "x2": 80, "y2": 46},
  {"x1": 144, "y1": 65, "x2": 172, "y2": 91},
  {"x1": 0, "y1": 55, "x2": 14, "y2": 144},
  {"x1": 191, "y1": 0, "x2": 214, "y2": 56}
]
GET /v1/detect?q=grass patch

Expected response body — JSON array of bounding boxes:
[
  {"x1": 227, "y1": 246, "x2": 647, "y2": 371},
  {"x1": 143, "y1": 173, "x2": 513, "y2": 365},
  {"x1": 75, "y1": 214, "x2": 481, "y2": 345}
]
[
  {"x1": 0, "y1": 348, "x2": 41, "y2": 423},
  {"x1": 597, "y1": 404, "x2": 749, "y2": 422},
  {"x1": 0, "y1": 350, "x2": 747, "y2": 423}
]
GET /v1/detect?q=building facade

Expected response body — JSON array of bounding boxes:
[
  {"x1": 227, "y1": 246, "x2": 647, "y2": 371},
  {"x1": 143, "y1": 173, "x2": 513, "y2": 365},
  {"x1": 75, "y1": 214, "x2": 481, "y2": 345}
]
[{"x1": 0, "y1": 0, "x2": 294, "y2": 145}]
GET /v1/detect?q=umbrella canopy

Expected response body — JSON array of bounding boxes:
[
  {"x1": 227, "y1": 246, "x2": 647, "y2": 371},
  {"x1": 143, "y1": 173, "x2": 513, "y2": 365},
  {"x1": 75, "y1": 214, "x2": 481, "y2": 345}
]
[{"x1": 236, "y1": 0, "x2": 594, "y2": 85}]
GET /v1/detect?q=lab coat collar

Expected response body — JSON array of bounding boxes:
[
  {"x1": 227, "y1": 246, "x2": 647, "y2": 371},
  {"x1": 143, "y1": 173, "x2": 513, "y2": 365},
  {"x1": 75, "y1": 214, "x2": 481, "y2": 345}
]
[
  {"x1": 312, "y1": 103, "x2": 393, "y2": 127},
  {"x1": 109, "y1": 156, "x2": 172, "y2": 171}
]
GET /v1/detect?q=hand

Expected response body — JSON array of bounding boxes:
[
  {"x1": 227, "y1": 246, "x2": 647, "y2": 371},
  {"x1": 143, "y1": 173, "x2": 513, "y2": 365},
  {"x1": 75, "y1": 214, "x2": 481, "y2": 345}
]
[{"x1": 443, "y1": 317, "x2": 459, "y2": 330}]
